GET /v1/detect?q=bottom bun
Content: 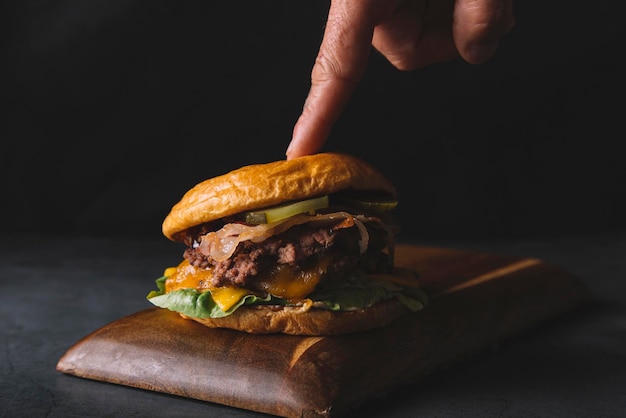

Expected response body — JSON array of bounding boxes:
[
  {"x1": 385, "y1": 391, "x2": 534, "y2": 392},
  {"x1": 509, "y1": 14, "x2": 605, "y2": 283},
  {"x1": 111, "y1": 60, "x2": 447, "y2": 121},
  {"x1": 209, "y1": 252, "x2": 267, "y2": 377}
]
[{"x1": 181, "y1": 300, "x2": 411, "y2": 336}]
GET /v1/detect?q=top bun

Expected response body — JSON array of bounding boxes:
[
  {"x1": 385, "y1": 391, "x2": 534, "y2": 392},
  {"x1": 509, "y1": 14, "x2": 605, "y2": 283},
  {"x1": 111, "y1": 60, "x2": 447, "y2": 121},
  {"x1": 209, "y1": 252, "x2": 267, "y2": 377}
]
[{"x1": 162, "y1": 152, "x2": 396, "y2": 241}]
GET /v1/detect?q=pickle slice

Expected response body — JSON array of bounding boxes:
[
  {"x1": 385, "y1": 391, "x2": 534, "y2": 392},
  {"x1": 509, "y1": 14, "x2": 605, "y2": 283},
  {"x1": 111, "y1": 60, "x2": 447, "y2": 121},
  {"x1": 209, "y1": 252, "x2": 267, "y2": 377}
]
[
  {"x1": 337, "y1": 196, "x2": 398, "y2": 213},
  {"x1": 244, "y1": 195, "x2": 330, "y2": 225}
]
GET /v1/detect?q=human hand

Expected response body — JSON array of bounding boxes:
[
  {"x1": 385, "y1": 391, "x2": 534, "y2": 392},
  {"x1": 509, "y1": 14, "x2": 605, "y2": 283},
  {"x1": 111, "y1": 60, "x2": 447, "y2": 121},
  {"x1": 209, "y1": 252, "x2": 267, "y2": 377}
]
[{"x1": 286, "y1": 0, "x2": 515, "y2": 159}]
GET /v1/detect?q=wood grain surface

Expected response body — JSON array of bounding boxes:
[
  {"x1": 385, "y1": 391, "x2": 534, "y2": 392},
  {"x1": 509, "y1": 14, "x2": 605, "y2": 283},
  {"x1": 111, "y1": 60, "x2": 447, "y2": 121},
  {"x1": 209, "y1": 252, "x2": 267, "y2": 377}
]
[{"x1": 56, "y1": 244, "x2": 591, "y2": 417}]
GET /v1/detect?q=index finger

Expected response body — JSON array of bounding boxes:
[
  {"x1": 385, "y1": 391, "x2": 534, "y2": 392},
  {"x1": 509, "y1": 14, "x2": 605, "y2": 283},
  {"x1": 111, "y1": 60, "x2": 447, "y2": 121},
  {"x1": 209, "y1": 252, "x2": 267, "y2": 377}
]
[{"x1": 286, "y1": 1, "x2": 376, "y2": 159}]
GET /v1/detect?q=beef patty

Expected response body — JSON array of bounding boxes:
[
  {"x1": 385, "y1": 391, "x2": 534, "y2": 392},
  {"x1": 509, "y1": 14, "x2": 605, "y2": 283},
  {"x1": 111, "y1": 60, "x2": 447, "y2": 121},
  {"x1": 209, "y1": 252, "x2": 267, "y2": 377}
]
[{"x1": 183, "y1": 222, "x2": 391, "y2": 290}]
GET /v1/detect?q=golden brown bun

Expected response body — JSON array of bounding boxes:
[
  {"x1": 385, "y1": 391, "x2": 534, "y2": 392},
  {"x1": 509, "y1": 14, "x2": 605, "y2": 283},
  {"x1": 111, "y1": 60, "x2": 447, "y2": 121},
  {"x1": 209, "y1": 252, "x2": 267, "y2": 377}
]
[
  {"x1": 162, "y1": 153, "x2": 396, "y2": 241},
  {"x1": 182, "y1": 299, "x2": 410, "y2": 335}
]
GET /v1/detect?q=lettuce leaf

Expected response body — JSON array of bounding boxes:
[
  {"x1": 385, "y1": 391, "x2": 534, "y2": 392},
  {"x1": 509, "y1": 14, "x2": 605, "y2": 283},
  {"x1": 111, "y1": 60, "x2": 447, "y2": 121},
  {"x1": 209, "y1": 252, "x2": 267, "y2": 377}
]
[
  {"x1": 308, "y1": 274, "x2": 428, "y2": 312},
  {"x1": 147, "y1": 276, "x2": 276, "y2": 318},
  {"x1": 146, "y1": 273, "x2": 428, "y2": 319}
]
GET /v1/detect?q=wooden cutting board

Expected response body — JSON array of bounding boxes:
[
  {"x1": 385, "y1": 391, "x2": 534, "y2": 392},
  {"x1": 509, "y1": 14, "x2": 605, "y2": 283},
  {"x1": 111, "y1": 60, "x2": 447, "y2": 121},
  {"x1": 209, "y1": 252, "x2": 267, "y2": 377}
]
[{"x1": 56, "y1": 244, "x2": 590, "y2": 417}]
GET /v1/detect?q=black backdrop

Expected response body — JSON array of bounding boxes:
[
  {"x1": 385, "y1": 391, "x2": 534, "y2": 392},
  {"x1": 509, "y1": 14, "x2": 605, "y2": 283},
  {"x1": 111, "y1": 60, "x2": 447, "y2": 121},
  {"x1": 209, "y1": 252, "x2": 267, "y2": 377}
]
[{"x1": 3, "y1": 1, "x2": 625, "y2": 241}]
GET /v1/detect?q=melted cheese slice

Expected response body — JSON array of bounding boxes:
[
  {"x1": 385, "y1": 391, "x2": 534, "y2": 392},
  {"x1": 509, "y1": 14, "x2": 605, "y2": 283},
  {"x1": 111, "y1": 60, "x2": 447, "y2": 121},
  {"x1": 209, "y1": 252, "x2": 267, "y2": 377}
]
[
  {"x1": 163, "y1": 257, "x2": 417, "y2": 311},
  {"x1": 255, "y1": 255, "x2": 332, "y2": 301},
  {"x1": 164, "y1": 260, "x2": 248, "y2": 311},
  {"x1": 164, "y1": 256, "x2": 332, "y2": 309}
]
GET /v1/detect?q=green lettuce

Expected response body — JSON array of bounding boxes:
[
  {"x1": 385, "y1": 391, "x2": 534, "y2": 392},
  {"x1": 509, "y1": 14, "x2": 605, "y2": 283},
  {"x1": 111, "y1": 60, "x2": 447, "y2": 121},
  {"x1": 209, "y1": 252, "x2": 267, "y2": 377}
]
[
  {"x1": 147, "y1": 276, "x2": 276, "y2": 318},
  {"x1": 307, "y1": 274, "x2": 428, "y2": 312},
  {"x1": 146, "y1": 273, "x2": 428, "y2": 320}
]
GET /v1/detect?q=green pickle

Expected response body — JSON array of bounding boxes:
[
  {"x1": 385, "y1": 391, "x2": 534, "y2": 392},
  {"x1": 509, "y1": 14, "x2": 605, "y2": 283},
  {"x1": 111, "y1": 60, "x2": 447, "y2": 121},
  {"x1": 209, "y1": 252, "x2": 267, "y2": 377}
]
[
  {"x1": 243, "y1": 193, "x2": 398, "y2": 225},
  {"x1": 337, "y1": 196, "x2": 398, "y2": 214},
  {"x1": 245, "y1": 195, "x2": 330, "y2": 224}
]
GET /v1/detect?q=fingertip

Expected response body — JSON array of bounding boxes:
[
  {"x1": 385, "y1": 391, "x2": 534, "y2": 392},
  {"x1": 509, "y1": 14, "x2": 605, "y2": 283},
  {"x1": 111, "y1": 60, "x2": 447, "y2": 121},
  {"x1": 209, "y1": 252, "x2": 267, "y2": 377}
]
[
  {"x1": 285, "y1": 118, "x2": 316, "y2": 160},
  {"x1": 454, "y1": 0, "x2": 515, "y2": 64},
  {"x1": 285, "y1": 142, "x2": 296, "y2": 160},
  {"x1": 285, "y1": 138, "x2": 305, "y2": 160},
  {"x1": 462, "y1": 41, "x2": 499, "y2": 64},
  {"x1": 460, "y1": 12, "x2": 515, "y2": 64}
]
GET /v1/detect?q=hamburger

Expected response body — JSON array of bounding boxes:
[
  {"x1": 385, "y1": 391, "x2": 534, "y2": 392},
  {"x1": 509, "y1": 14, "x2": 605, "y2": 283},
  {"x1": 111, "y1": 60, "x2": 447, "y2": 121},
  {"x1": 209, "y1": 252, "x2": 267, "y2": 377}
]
[{"x1": 147, "y1": 152, "x2": 427, "y2": 335}]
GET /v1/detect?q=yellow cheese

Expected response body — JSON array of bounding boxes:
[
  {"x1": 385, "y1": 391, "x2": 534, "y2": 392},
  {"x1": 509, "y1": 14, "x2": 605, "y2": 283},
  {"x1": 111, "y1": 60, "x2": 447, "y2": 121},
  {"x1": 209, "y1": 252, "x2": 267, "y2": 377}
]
[
  {"x1": 163, "y1": 266, "x2": 178, "y2": 277},
  {"x1": 255, "y1": 255, "x2": 332, "y2": 301},
  {"x1": 164, "y1": 255, "x2": 334, "y2": 309},
  {"x1": 164, "y1": 260, "x2": 250, "y2": 311},
  {"x1": 164, "y1": 260, "x2": 209, "y2": 293},
  {"x1": 209, "y1": 286, "x2": 251, "y2": 311}
]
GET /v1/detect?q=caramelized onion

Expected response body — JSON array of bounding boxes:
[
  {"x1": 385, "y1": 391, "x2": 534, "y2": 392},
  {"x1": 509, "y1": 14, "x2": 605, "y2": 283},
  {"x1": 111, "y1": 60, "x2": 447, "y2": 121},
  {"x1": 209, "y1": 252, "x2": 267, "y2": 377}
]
[{"x1": 197, "y1": 212, "x2": 390, "y2": 262}]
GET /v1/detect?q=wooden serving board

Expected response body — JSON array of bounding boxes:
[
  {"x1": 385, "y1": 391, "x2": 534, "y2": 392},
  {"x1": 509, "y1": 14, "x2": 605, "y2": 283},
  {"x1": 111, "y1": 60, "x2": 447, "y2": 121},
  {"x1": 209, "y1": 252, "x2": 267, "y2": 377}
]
[{"x1": 56, "y1": 244, "x2": 590, "y2": 417}]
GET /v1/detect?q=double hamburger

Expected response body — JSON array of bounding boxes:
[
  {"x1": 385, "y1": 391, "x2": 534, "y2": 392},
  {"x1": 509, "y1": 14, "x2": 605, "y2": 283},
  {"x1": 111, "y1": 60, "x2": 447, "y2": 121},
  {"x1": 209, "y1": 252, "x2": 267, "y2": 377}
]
[{"x1": 147, "y1": 152, "x2": 427, "y2": 335}]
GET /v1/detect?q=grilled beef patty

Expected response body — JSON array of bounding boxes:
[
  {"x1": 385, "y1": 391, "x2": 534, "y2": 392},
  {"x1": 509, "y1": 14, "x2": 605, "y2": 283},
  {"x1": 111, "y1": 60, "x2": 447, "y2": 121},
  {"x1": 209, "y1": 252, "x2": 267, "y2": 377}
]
[{"x1": 183, "y1": 222, "x2": 390, "y2": 290}]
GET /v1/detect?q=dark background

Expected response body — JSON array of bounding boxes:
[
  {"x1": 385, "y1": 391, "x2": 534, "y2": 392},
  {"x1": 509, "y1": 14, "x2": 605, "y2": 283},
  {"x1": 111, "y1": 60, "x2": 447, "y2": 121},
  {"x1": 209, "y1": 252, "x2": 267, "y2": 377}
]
[{"x1": 3, "y1": 0, "x2": 625, "y2": 242}]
